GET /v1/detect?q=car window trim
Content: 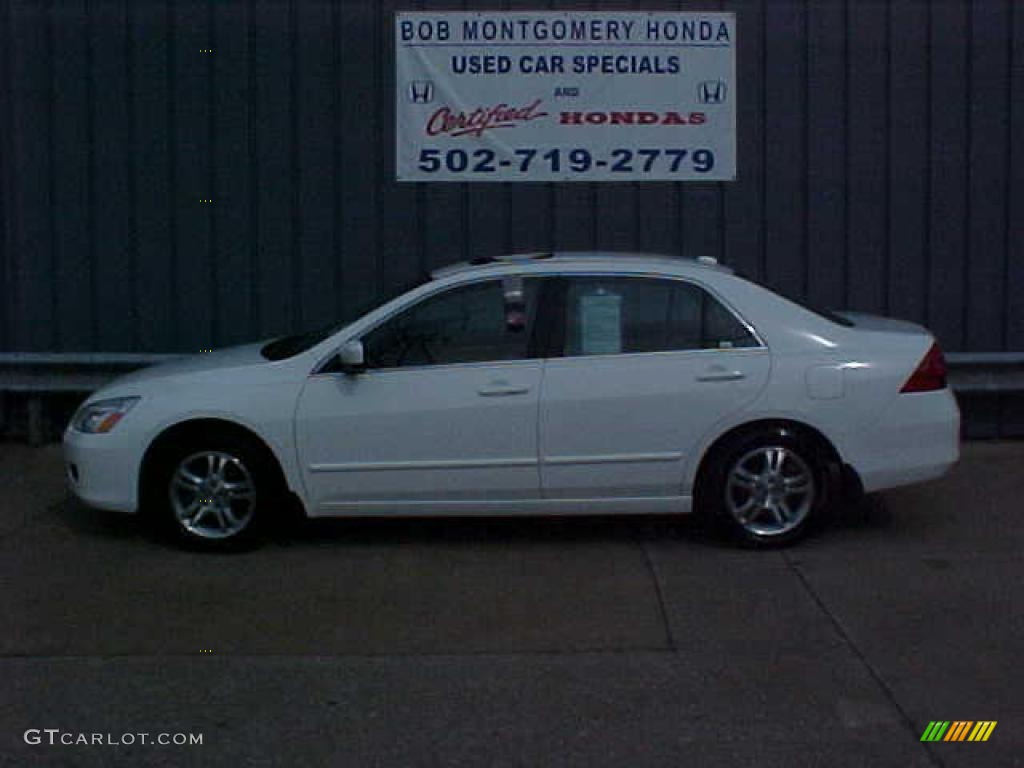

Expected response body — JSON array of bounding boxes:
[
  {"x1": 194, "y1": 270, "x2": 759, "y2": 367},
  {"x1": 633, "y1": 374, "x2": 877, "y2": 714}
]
[
  {"x1": 540, "y1": 346, "x2": 769, "y2": 366},
  {"x1": 532, "y1": 277, "x2": 566, "y2": 360},
  {"x1": 313, "y1": 357, "x2": 546, "y2": 377},
  {"x1": 311, "y1": 270, "x2": 765, "y2": 376}
]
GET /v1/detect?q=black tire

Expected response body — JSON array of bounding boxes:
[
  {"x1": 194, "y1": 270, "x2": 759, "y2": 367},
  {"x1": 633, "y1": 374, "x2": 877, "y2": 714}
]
[
  {"x1": 147, "y1": 432, "x2": 282, "y2": 551},
  {"x1": 698, "y1": 427, "x2": 829, "y2": 547}
]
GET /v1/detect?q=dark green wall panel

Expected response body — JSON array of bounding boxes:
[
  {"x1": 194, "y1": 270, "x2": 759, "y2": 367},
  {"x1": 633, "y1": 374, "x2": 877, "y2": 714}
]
[{"x1": 0, "y1": 0, "x2": 1020, "y2": 355}]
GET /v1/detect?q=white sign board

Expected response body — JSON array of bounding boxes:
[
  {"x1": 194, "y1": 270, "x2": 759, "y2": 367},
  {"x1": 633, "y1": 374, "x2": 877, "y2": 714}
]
[{"x1": 396, "y1": 11, "x2": 736, "y2": 182}]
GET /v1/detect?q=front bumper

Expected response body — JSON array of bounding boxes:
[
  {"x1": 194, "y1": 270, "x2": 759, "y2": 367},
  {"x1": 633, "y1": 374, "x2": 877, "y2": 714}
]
[{"x1": 63, "y1": 427, "x2": 141, "y2": 513}]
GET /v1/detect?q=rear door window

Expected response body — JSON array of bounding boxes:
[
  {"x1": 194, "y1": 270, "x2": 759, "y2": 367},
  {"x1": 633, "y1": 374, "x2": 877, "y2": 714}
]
[{"x1": 562, "y1": 276, "x2": 759, "y2": 357}]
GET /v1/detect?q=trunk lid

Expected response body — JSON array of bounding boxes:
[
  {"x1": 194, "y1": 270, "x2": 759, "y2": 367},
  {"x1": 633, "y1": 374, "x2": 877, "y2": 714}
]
[{"x1": 834, "y1": 311, "x2": 931, "y2": 336}]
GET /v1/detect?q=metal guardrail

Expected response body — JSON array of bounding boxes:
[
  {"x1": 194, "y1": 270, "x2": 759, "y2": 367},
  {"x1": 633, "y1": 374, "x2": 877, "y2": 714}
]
[
  {"x1": 0, "y1": 351, "x2": 1022, "y2": 393},
  {"x1": 944, "y1": 353, "x2": 1024, "y2": 393},
  {"x1": 0, "y1": 351, "x2": 1021, "y2": 443},
  {"x1": 0, "y1": 353, "x2": 186, "y2": 393},
  {"x1": 0, "y1": 354, "x2": 186, "y2": 443}
]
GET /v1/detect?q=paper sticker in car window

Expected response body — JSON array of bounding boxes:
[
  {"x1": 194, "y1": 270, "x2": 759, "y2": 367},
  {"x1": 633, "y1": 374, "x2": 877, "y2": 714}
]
[{"x1": 579, "y1": 291, "x2": 622, "y2": 355}]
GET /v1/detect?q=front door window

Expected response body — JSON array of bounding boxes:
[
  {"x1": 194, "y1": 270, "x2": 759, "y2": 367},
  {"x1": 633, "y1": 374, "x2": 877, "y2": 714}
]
[{"x1": 362, "y1": 278, "x2": 540, "y2": 368}]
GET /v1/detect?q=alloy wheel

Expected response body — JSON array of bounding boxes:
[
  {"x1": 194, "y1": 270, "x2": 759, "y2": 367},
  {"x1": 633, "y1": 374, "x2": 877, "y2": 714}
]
[
  {"x1": 724, "y1": 445, "x2": 815, "y2": 538},
  {"x1": 168, "y1": 451, "x2": 257, "y2": 540}
]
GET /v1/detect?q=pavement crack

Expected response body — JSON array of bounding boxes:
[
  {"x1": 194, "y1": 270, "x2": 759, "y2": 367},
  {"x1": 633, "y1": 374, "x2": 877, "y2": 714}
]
[
  {"x1": 636, "y1": 535, "x2": 677, "y2": 653},
  {"x1": 782, "y1": 551, "x2": 946, "y2": 768}
]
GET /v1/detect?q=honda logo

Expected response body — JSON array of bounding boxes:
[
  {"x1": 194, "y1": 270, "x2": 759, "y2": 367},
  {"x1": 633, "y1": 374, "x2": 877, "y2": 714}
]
[
  {"x1": 697, "y1": 80, "x2": 727, "y2": 105},
  {"x1": 408, "y1": 81, "x2": 435, "y2": 104}
]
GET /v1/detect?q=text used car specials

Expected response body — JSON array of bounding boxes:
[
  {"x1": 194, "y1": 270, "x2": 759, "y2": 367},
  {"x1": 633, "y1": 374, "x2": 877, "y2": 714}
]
[{"x1": 396, "y1": 12, "x2": 736, "y2": 182}]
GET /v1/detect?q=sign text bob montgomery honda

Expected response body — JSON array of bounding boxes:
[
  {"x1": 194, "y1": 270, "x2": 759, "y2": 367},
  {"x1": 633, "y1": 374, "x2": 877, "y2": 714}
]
[{"x1": 396, "y1": 12, "x2": 736, "y2": 182}]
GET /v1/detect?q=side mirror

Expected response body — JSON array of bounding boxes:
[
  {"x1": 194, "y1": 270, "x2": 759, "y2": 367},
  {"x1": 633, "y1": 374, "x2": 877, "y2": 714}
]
[{"x1": 337, "y1": 339, "x2": 365, "y2": 374}]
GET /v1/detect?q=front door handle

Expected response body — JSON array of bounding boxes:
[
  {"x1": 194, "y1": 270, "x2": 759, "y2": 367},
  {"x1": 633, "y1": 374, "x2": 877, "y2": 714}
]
[
  {"x1": 696, "y1": 369, "x2": 746, "y2": 383},
  {"x1": 478, "y1": 385, "x2": 530, "y2": 397}
]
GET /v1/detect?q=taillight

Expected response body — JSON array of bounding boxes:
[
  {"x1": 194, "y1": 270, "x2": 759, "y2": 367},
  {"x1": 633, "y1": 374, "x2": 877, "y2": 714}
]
[{"x1": 900, "y1": 342, "x2": 947, "y2": 393}]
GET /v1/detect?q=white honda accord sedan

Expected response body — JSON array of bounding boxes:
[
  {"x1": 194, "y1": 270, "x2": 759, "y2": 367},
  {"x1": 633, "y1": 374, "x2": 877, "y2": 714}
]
[{"x1": 64, "y1": 252, "x2": 959, "y2": 548}]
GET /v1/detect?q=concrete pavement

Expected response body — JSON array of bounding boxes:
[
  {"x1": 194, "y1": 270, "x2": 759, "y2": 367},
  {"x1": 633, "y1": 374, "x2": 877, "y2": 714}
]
[{"x1": 0, "y1": 442, "x2": 1021, "y2": 766}]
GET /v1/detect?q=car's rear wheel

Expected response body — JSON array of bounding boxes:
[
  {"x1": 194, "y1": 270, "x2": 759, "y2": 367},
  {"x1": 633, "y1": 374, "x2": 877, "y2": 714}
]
[
  {"x1": 701, "y1": 428, "x2": 827, "y2": 546},
  {"x1": 151, "y1": 434, "x2": 279, "y2": 549}
]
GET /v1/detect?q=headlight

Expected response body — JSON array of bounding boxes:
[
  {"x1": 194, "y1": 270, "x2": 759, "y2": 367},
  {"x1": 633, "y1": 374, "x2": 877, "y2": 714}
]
[{"x1": 70, "y1": 397, "x2": 140, "y2": 434}]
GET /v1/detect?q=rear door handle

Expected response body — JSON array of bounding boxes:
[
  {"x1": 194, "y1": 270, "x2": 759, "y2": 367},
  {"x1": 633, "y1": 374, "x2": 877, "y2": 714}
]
[
  {"x1": 696, "y1": 369, "x2": 746, "y2": 383},
  {"x1": 478, "y1": 385, "x2": 531, "y2": 397}
]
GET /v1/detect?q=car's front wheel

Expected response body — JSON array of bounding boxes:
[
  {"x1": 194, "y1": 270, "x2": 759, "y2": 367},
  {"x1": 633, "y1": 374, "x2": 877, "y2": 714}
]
[
  {"x1": 701, "y1": 428, "x2": 827, "y2": 546},
  {"x1": 151, "y1": 434, "x2": 279, "y2": 549}
]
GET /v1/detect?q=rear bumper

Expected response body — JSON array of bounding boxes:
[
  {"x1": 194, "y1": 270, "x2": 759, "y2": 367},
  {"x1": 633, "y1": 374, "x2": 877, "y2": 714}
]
[
  {"x1": 842, "y1": 388, "x2": 960, "y2": 494},
  {"x1": 63, "y1": 428, "x2": 140, "y2": 513}
]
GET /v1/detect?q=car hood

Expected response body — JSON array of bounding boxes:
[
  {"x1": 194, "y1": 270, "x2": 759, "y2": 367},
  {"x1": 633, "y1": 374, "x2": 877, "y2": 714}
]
[{"x1": 109, "y1": 342, "x2": 272, "y2": 388}]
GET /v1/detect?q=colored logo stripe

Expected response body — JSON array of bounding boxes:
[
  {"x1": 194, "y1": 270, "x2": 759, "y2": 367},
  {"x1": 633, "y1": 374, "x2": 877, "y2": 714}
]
[
  {"x1": 944, "y1": 721, "x2": 972, "y2": 741},
  {"x1": 920, "y1": 720, "x2": 996, "y2": 742},
  {"x1": 921, "y1": 722, "x2": 949, "y2": 742},
  {"x1": 969, "y1": 722, "x2": 997, "y2": 742}
]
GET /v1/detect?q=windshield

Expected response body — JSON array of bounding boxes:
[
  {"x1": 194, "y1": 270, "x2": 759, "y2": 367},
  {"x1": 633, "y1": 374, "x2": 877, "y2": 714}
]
[
  {"x1": 260, "y1": 276, "x2": 432, "y2": 361},
  {"x1": 781, "y1": 295, "x2": 855, "y2": 327},
  {"x1": 735, "y1": 269, "x2": 855, "y2": 328},
  {"x1": 260, "y1": 322, "x2": 343, "y2": 361}
]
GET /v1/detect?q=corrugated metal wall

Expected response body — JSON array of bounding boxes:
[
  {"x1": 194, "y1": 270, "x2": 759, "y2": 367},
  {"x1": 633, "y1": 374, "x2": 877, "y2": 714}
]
[{"x1": 1, "y1": 0, "x2": 1021, "y2": 356}]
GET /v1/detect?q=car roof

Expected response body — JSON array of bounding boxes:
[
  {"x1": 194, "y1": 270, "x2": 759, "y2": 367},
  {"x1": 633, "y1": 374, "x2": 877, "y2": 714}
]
[{"x1": 429, "y1": 251, "x2": 733, "y2": 281}]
